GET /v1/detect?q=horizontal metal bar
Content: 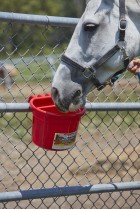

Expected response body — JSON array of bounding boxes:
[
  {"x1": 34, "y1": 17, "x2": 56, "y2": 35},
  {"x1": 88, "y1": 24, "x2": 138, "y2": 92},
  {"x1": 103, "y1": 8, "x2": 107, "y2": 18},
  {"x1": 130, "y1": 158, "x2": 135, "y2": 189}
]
[
  {"x1": 0, "y1": 103, "x2": 30, "y2": 112},
  {"x1": 0, "y1": 181, "x2": 139, "y2": 202},
  {"x1": 0, "y1": 12, "x2": 79, "y2": 27},
  {"x1": 0, "y1": 102, "x2": 140, "y2": 113},
  {"x1": 85, "y1": 102, "x2": 140, "y2": 111}
]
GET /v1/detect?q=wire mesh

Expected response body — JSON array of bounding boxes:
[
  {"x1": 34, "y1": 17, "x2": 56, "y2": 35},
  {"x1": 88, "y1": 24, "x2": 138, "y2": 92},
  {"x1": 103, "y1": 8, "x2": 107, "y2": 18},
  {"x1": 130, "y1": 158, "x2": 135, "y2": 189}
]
[{"x1": 0, "y1": 18, "x2": 139, "y2": 209}]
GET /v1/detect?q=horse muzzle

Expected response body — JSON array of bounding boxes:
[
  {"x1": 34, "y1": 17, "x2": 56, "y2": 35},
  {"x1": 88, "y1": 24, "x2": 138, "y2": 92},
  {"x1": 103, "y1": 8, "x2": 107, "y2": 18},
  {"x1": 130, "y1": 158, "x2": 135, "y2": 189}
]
[{"x1": 51, "y1": 87, "x2": 85, "y2": 112}]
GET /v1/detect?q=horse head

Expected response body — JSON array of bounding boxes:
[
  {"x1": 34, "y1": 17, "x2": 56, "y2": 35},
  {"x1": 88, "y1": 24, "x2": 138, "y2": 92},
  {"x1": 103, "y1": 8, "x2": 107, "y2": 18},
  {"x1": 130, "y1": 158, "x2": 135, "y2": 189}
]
[{"x1": 51, "y1": 0, "x2": 140, "y2": 112}]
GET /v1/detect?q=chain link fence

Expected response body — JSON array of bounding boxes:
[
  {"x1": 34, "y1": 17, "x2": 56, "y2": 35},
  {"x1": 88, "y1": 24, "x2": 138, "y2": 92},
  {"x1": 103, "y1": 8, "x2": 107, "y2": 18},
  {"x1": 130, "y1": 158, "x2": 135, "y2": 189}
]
[{"x1": 0, "y1": 12, "x2": 140, "y2": 209}]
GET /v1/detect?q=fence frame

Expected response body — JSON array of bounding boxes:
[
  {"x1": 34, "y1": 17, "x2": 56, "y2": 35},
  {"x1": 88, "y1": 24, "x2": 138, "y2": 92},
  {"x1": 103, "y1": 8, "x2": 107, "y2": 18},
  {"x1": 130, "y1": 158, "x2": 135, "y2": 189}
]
[
  {"x1": 0, "y1": 11, "x2": 79, "y2": 27},
  {"x1": 0, "y1": 182, "x2": 140, "y2": 202},
  {"x1": 0, "y1": 11, "x2": 139, "y2": 206},
  {"x1": 0, "y1": 102, "x2": 139, "y2": 202},
  {"x1": 0, "y1": 103, "x2": 140, "y2": 112}
]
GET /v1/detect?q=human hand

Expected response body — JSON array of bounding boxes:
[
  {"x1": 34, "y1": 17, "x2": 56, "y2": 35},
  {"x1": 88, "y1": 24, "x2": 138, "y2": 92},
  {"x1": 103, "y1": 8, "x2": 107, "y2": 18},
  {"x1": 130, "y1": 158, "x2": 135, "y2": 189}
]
[
  {"x1": 128, "y1": 59, "x2": 140, "y2": 83},
  {"x1": 128, "y1": 59, "x2": 140, "y2": 74}
]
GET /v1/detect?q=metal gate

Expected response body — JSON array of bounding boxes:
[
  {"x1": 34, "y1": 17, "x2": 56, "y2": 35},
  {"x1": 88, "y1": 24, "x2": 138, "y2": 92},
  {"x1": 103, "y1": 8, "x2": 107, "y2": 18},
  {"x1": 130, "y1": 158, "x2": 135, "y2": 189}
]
[{"x1": 0, "y1": 12, "x2": 140, "y2": 209}]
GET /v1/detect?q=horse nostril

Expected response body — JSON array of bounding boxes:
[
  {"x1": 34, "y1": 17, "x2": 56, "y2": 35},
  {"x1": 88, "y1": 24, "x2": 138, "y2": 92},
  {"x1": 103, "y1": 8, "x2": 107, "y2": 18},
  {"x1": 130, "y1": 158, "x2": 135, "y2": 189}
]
[
  {"x1": 73, "y1": 89, "x2": 81, "y2": 99},
  {"x1": 51, "y1": 87, "x2": 59, "y2": 100}
]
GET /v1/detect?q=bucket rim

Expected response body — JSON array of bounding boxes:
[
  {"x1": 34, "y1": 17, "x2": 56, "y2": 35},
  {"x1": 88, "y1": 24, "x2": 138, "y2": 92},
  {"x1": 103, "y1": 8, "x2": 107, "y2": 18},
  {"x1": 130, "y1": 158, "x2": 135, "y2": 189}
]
[
  {"x1": 29, "y1": 94, "x2": 86, "y2": 117},
  {"x1": 44, "y1": 106, "x2": 86, "y2": 117},
  {"x1": 32, "y1": 105, "x2": 86, "y2": 117}
]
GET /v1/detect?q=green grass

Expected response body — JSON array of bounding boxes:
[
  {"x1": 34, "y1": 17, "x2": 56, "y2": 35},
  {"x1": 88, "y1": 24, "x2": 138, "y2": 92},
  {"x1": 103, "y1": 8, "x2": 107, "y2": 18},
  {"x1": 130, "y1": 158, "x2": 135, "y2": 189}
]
[
  {"x1": 0, "y1": 112, "x2": 32, "y2": 142},
  {"x1": 1, "y1": 107, "x2": 139, "y2": 143},
  {"x1": 80, "y1": 110, "x2": 139, "y2": 134},
  {"x1": 0, "y1": 64, "x2": 139, "y2": 140}
]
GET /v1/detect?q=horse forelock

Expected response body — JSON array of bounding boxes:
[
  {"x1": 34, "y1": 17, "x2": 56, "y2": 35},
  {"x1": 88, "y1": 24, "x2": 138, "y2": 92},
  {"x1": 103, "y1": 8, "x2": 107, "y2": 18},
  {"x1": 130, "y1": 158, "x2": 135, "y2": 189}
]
[
  {"x1": 86, "y1": 0, "x2": 140, "y2": 21},
  {"x1": 87, "y1": 0, "x2": 140, "y2": 6},
  {"x1": 86, "y1": 0, "x2": 113, "y2": 14}
]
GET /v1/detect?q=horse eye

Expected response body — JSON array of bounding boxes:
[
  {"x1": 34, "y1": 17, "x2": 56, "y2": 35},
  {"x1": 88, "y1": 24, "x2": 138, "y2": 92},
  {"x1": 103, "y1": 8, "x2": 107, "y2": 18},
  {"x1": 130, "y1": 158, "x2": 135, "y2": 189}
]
[{"x1": 84, "y1": 23, "x2": 98, "y2": 32}]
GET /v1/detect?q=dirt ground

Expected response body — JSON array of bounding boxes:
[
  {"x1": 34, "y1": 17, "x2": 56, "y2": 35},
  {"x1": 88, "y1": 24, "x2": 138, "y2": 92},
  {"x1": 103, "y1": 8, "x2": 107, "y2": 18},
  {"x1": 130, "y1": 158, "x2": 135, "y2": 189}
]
[
  {"x1": 0, "y1": 79, "x2": 139, "y2": 208},
  {"x1": 0, "y1": 120, "x2": 139, "y2": 209}
]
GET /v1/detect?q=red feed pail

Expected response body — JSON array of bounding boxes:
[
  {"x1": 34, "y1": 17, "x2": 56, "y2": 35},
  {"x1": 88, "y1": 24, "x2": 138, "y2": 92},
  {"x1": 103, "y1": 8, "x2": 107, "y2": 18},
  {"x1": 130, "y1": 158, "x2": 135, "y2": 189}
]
[{"x1": 29, "y1": 94, "x2": 85, "y2": 151}]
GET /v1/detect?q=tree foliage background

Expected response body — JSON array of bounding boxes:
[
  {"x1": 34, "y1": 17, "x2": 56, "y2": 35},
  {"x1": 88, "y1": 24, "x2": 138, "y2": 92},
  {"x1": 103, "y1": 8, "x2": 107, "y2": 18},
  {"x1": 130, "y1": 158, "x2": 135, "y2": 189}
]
[
  {"x1": 0, "y1": 0, "x2": 85, "y2": 17},
  {"x1": 0, "y1": 0, "x2": 86, "y2": 57}
]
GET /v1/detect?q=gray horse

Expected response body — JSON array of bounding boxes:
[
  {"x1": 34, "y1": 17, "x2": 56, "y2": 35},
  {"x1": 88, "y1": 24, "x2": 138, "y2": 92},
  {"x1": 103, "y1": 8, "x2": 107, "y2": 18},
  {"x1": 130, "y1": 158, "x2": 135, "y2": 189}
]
[{"x1": 51, "y1": 0, "x2": 140, "y2": 112}]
